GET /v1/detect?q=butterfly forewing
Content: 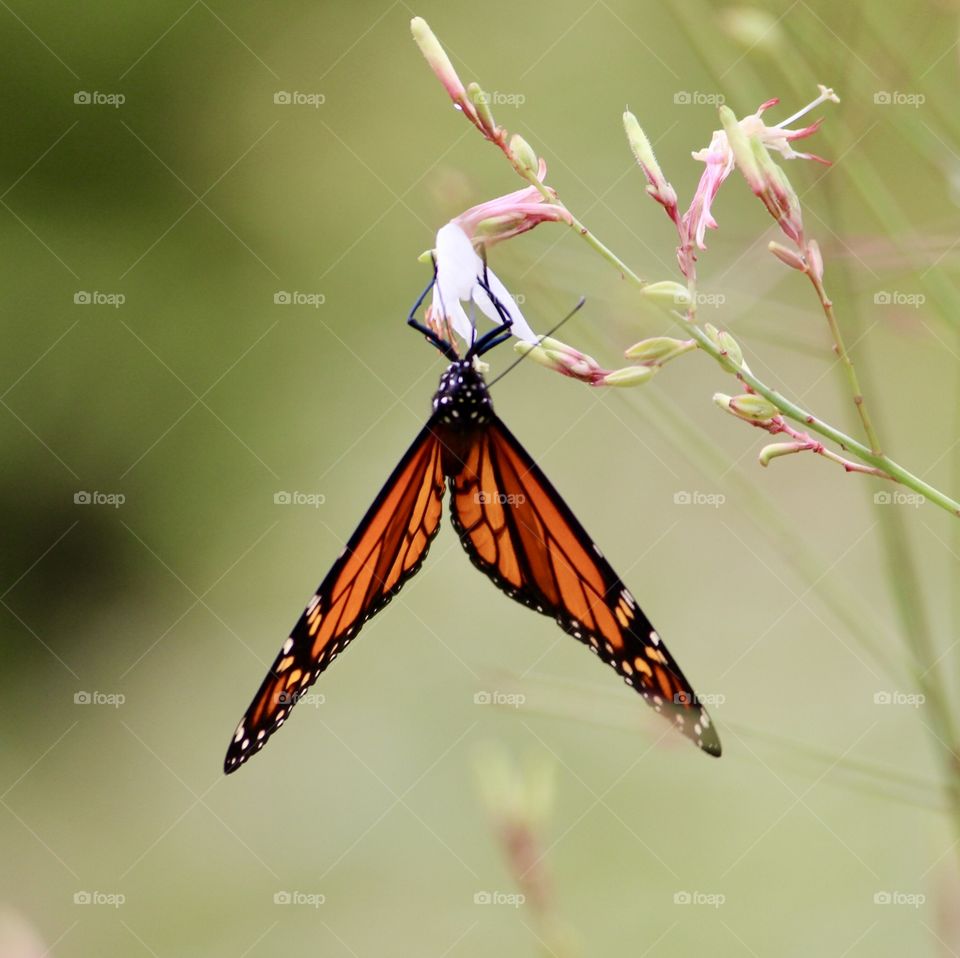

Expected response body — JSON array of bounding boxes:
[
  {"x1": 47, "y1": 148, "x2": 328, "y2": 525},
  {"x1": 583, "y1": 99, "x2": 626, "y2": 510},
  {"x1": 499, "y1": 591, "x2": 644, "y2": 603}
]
[
  {"x1": 224, "y1": 424, "x2": 445, "y2": 773},
  {"x1": 448, "y1": 416, "x2": 721, "y2": 756}
]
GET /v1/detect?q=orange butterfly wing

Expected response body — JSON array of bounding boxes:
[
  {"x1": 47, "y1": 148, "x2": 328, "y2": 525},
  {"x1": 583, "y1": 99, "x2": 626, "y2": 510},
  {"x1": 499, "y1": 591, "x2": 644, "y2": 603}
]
[
  {"x1": 448, "y1": 417, "x2": 721, "y2": 756},
  {"x1": 225, "y1": 425, "x2": 445, "y2": 773}
]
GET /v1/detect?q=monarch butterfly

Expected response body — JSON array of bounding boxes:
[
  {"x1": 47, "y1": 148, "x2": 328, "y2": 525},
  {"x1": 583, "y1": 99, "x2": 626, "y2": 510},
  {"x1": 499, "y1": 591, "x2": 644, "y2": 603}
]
[{"x1": 224, "y1": 274, "x2": 721, "y2": 773}]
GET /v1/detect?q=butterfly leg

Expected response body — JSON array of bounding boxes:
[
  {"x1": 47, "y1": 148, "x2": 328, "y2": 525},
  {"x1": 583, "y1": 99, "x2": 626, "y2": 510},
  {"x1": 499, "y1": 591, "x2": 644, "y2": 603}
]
[
  {"x1": 407, "y1": 264, "x2": 458, "y2": 359},
  {"x1": 470, "y1": 266, "x2": 517, "y2": 357}
]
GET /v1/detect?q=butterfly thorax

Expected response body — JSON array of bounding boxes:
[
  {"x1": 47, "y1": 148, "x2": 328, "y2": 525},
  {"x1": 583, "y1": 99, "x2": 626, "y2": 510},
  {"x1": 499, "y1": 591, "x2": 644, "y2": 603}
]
[{"x1": 431, "y1": 360, "x2": 493, "y2": 428}]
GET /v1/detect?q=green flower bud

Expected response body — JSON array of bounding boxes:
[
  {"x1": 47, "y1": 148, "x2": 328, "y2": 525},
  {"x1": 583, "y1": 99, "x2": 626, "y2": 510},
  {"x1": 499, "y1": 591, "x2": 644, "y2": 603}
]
[
  {"x1": 720, "y1": 7, "x2": 784, "y2": 51},
  {"x1": 474, "y1": 742, "x2": 523, "y2": 819},
  {"x1": 601, "y1": 365, "x2": 659, "y2": 387},
  {"x1": 468, "y1": 82, "x2": 497, "y2": 135},
  {"x1": 642, "y1": 281, "x2": 691, "y2": 308},
  {"x1": 509, "y1": 134, "x2": 540, "y2": 176},
  {"x1": 719, "y1": 392, "x2": 778, "y2": 422},
  {"x1": 758, "y1": 442, "x2": 804, "y2": 467},
  {"x1": 624, "y1": 336, "x2": 695, "y2": 365},
  {"x1": 623, "y1": 111, "x2": 676, "y2": 207},
  {"x1": 716, "y1": 330, "x2": 743, "y2": 367},
  {"x1": 623, "y1": 111, "x2": 653, "y2": 169},
  {"x1": 514, "y1": 341, "x2": 556, "y2": 369}
]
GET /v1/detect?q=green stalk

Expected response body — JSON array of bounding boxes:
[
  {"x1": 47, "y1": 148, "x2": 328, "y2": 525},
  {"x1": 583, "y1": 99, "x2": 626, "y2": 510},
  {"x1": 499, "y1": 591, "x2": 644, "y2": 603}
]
[{"x1": 805, "y1": 268, "x2": 882, "y2": 454}]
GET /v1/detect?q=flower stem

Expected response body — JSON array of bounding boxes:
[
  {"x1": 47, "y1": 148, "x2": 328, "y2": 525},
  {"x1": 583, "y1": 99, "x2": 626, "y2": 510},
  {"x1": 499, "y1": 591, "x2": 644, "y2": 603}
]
[
  {"x1": 805, "y1": 266, "x2": 883, "y2": 455},
  {"x1": 519, "y1": 172, "x2": 648, "y2": 288}
]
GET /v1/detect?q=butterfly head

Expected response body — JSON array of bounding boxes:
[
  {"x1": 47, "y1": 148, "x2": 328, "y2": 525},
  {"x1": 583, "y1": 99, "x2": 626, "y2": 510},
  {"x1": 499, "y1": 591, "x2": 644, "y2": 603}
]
[{"x1": 432, "y1": 359, "x2": 493, "y2": 427}]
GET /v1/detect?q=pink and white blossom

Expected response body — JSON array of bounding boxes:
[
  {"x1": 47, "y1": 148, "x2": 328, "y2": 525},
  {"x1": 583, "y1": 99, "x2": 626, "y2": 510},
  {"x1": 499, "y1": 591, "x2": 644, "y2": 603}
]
[
  {"x1": 430, "y1": 222, "x2": 536, "y2": 347},
  {"x1": 429, "y1": 166, "x2": 571, "y2": 349},
  {"x1": 683, "y1": 85, "x2": 839, "y2": 251}
]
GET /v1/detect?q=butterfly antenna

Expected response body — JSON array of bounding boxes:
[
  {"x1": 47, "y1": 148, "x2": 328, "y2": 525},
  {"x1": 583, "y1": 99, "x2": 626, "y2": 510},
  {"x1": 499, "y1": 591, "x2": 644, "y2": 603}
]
[{"x1": 487, "y1": 297, "x2": 587, "y2": 388}]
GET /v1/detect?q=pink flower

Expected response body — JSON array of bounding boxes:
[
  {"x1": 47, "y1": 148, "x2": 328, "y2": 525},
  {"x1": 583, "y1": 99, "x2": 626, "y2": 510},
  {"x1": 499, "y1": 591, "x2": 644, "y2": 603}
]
[
  {"x1": 428, "y1": 166, "x2": 571, "y2": 349},
  {"x1": 683, "y1": 85, "x2": 838, "y2": 251},
  {"x1": 453, "y1": 159, "x2": 571, "y2": 246},
  {"x1": 683, "y1": 128, "x2": 733, "y2": 251}
]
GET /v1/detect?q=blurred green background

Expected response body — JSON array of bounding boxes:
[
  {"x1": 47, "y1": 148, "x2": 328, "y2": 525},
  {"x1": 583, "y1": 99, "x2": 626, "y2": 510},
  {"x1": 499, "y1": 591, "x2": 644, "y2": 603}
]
[{"x1": 2, "y1": 0, "x2": 959, "y2": 955}]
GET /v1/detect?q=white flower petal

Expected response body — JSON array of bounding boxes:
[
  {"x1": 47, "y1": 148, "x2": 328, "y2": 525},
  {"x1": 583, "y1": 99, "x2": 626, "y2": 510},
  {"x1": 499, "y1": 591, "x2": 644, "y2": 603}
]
[
  {"x1": 432, "y1": 220, "x2": 538, "y2": 348},
  {"x1": 445, "y1": 295, "x2": 475, "y2": 344},
  {"x1": 473, "y1": 269, "x2": 537, "y2": 343},
  {"x1": 435, "y1": 223, "x2": 481, "y2": 300}
]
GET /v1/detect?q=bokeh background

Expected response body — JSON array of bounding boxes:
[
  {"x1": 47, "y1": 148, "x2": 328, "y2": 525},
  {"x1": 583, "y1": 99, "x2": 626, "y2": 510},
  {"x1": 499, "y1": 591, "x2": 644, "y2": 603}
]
[{"x1": 2, "y1": 1, "x2": 959, "y2": 955}]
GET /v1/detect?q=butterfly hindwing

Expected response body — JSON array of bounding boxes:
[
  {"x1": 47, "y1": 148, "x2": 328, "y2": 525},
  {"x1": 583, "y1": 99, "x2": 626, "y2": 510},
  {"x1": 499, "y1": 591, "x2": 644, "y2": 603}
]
[
  {"x1": 225, "y1": 423, "x2": 445, "y2": 773},
  {"x1": 447, "y1": 416, "x2": 721, "y2": 756}
]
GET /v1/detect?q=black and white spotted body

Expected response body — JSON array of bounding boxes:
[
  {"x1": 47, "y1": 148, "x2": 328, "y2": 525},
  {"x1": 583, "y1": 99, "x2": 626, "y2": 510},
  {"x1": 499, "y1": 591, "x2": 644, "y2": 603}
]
[{"x1": 431, "y1": 359, "x2": 494, "y2": 428}]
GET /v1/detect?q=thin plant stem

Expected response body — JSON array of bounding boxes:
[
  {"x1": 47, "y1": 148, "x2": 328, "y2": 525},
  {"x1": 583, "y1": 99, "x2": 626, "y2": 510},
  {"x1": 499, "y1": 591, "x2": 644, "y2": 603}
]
[{"x1": 805, "y1": 268, "x2": 882, "y2": 454}]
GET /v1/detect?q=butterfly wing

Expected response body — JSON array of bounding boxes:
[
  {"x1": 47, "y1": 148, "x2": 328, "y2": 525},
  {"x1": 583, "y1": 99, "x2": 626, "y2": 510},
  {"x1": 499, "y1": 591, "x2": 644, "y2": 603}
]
[
  {"x1": 448, "y1": 416, "x2": 721, "y2": 756},
  {"x1": 225, "y1": 422, "x2": 445, "y2": 773}
]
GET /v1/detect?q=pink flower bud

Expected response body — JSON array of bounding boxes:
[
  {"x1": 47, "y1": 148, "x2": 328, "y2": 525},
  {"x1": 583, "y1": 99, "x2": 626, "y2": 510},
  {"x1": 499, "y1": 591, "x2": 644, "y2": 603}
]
[
  {"x1": 624, "y1": 111, "x2": 679, "y2": 218},
  {"x1": 453, "y1": 161, "x2": 571, "y2": 247},
  {"x1": 515, "y1": 337, "x2": 612, "y2": 385},
  {"x1": 805, "y1": 239, "x2": 824, "y2": 283},
  {"x1": 768, "y1": 241, "x2": 806, "y2": 271}
]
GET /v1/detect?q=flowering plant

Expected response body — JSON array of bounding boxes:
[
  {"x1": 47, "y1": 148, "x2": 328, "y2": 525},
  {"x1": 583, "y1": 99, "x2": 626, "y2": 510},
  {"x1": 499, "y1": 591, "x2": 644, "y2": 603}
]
[{"x1": 411, "y1": 16, "x2": 960, "y2": 521}]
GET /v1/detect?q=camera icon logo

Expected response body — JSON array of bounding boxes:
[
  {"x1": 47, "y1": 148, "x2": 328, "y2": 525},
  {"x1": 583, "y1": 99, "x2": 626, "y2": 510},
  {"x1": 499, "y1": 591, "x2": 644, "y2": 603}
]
[
  {"x1": 673, "y1": 491, "x2": 691, "y2": 505},
  {"x1": 873, "y1": 491, "x2": 892, "y2": 505},
  {"x1": 673, "y1": 891, "x2": 692, "y2": 905},
  {"x1": 274, "y1": 891, "x2": 292, "y2": 904},
  {"x1": 473, "y1": 691, "x2": 492, "y2": 705},
  {"x1": 873, "y1": 891, "x2": 891, "y2": 904},
  {"x1": 74, "y1": 891, "x2": 92, "y2": 904},
  {"x1": 273, "y1": 91, "x2": 292, "y2": 105},
  {"x1": 74, "y1": 291, "x2": 91, "y2": 305},
  {"x1": 74, "y1": 491, "x2": 92, "y2": 504},
  {"x1": 273, "y1": 491, "x2": 292, "y2": 505},
  {"x1": 473, "y1": 891, "x2": 492, "y2": 905},
  {"x1": 74, "y1": 91, "x2": 91, "y2": 105},
  {"x1": 273, "y1": 290, "x2": 291, "y2": 305},
  {"x1": 873, "y1": 91, "x2": 892, "y2": 105},
  {"x1": 74, "y1": 691, "x2": 92, "y2": 705},
  {"x1": 673, "y1": 91, "x2": 692, "y2": 104}
]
